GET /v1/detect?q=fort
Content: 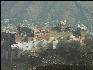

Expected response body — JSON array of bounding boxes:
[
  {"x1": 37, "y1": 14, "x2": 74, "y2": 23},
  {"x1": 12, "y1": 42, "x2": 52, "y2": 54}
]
[{"x1": 1, "y1": 20, "x2": 92, "y2": 70}]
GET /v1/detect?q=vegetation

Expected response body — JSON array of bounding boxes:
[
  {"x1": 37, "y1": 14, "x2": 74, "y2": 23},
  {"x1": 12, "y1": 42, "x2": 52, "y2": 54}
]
[
  {"x1": 17, "y1": 25, "x2": 34, "y2": 37},
  {"x1": 27, "y1": 37, "x2": 93, "y2": 66},
  {"x1": 1, "y1": 1, "x2": 93, "y2": 29}
]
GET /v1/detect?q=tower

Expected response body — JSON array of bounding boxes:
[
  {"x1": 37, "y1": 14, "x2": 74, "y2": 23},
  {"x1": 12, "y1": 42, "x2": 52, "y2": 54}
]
[{"x1": 80, "y1": 30, "x2": 87, "y2": 46}]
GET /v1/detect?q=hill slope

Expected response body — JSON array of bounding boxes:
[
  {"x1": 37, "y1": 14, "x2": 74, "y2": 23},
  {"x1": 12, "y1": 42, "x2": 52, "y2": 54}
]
[{"x1": 1, "y1": 1, "x2": 93, "y2": 28}]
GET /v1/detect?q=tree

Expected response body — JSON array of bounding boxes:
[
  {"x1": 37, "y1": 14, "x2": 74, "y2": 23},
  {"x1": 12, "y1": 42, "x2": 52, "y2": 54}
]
[
  {"x1": 57, "y1": 40, "x2": 81, "y2": 64},
  {"x1": 40, "y1": 53, "x2": 65, "y2": 65},
  {"x1": 80, "y1": 37, "x2": 93, "y2": 65}
]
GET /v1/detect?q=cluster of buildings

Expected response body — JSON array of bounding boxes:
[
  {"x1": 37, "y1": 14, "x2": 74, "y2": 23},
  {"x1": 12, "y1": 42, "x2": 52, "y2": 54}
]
[{"x1": 1, "y1": 20, "x2": 89, "y2": 61}]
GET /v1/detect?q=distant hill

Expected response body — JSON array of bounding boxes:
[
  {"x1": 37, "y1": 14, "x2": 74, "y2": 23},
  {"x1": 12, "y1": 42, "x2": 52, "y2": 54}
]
[{"x1": 1, "y1": 1, "x2": 93, "y2": 28}]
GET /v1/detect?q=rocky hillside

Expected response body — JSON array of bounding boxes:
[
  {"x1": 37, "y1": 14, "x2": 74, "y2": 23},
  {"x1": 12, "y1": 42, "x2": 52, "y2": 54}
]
[{"x1": 1, "y1": 1, "x2": 93, "y2": 28}]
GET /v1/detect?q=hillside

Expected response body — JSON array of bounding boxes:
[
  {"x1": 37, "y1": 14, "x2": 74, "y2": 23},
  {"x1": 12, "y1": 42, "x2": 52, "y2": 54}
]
[{"x1": 1, "y1": 1, "x2": 93, "y2": 28}]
